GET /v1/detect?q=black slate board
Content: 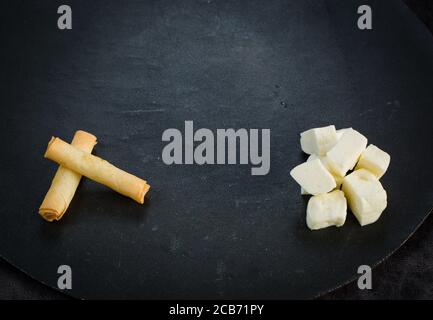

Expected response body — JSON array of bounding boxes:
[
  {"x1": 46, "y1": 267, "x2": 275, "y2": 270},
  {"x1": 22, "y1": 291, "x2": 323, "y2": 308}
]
[{"x1": 0, "y1": 0, "x2": 432, "y2": 299}]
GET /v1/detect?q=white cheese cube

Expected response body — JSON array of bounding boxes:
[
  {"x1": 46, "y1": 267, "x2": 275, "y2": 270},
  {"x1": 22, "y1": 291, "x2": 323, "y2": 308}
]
[
  {"x1": 300, "y1": 155, "x2": 318, "y2": 195},
  {"x1": 300, "y1": 125, "x2": 339, "y2": 156},
  {"x1": 307, "y1": 154, "x2": 318, "y2": 161},
  {"x1": 342, "y1": 169, "x2": 387, "y2": 226},
  {"x1": 355, "y1": 144, "x2": 390, "y2": 178},
  {"x1": 290, "y1": 159, "x2": 336, "y2": 195},
  {"x1": 308, "y1": 154, "x2": 344, "y2": 186},
  {"x1": 326, "y1": 128, "x2": 368, "y2": 176},
  {"x1": 319, "y1": 156, "x2": 344, "y2": 187},
  {"x1": 306, "y1": 190, "x2": 347, "y2": 230},
  {"x1": 336, "y1": 128, "x2": 351, "y2": 140},
  {"x1": 300, "y1": 154, "x2": 343, "y2": 195}
]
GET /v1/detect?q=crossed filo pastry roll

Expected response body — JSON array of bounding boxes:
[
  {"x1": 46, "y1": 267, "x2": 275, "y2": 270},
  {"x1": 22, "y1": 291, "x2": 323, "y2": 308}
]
[
  {"x1": 44, "y1": 136, "x2": 150, "y2": 204},
  {"x1": 39, "y1": 130, "x2": 97, "y2": 222}
]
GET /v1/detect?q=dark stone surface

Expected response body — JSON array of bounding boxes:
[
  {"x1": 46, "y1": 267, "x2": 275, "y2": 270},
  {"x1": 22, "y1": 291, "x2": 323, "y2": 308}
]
[
  {"x1": 0, "y1": 258, "x2": 67, "y2": 300},
  {"x1": 321, "y1": 212, "x2": 433, "y2": 299},
  {"x1": 0, "y1": 0, "x2": 432, "y2": 300},
  {"x1": 403, "y1": 0, "x2": 433, "y2": 33},
  {"x1": 2, "y1": 211, "x2": 433, "y2": 300},
  {"x1": 2, "y1": 209, "x2": 433, "y2": 300}
]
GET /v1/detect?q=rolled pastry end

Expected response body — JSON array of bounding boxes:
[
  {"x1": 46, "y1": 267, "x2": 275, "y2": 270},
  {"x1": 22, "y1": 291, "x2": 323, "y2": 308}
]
[
  {"x1": 39, "y1": 208, "x2": 60, "y2": 222},
  {"x1": 137, "y1": 182, "x2": 151, "y2": 204},
  {"x1": 44, "y1": 136, "x2": 61, "y2": 160},
  {"x1": 45, "y1": 137, "x2": 56, "y2": 154},
  {"x1": 73, "y1": 130, "x2": 98, "y2": 150}
]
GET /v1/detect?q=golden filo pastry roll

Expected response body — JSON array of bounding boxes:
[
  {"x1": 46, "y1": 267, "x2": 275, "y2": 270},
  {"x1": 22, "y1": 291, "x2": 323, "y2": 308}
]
[
  {"x1": 39, "y1": 130, "x2": 97, "y2": 222},
  {"x1": 44, "y1": 137, "x2": 150, "y2": 204}
]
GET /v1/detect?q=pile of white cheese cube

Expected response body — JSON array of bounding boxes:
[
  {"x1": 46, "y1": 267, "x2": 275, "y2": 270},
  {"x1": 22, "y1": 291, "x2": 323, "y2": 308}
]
[{"x1": 290, "y1": 125, "x2": 390, "y2": 230}]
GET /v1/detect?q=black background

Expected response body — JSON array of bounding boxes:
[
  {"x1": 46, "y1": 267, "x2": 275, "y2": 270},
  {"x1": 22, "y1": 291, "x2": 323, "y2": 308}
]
[{"x1": 1, "y1": 0, "x2": 432, "y2": 299}]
